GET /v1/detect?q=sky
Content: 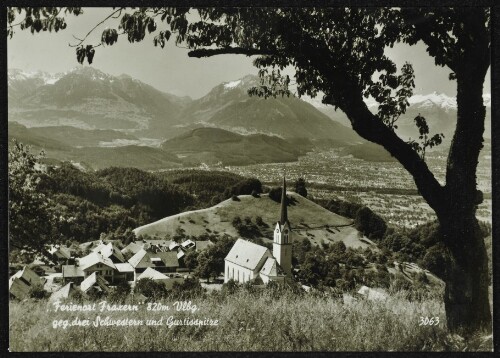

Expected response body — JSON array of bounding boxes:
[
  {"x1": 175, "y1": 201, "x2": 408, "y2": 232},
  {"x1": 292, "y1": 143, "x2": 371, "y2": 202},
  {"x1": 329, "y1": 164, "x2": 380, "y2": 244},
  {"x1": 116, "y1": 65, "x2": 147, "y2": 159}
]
[{"x1": 7, "y1": 7, "x2": 491, "y2": 99}]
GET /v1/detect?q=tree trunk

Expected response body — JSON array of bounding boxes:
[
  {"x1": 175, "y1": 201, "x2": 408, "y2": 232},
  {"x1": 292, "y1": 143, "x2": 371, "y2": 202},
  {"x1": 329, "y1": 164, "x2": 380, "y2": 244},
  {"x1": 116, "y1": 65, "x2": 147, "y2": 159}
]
[
  {"x1": 439, "y1": 47, "x2": 491, "y2": 334},
  {"x1": 440, "y1": 212, "x2": 491, "y2": 335}
]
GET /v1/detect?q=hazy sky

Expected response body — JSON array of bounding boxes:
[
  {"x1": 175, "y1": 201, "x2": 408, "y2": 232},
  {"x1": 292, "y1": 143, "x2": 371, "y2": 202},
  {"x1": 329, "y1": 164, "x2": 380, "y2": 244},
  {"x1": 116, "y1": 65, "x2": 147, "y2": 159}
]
[{"x1": 8, "y1": 7, "x2": 491, "y2": 99}]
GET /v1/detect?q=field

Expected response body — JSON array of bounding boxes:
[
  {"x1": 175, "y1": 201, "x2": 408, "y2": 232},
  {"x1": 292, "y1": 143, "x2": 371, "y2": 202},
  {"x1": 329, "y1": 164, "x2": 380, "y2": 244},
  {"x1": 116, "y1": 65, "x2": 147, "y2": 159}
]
[
  {"x1": 133, "y1": 193, "x2": 375, "y2": 249},
  {"x1": 220, "y1": 148, "x2": 492, "y2": 228},
  {"x1": 9, "y1": 288, "x2": 492, "y2": 352}
]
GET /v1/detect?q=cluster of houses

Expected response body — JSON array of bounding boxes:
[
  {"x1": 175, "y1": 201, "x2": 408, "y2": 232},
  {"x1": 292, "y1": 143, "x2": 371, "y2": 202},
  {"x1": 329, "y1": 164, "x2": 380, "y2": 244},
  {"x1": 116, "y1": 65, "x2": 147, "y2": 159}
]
[{"x1": 9, "y1": 237, "x2": 214, "y2": 301}]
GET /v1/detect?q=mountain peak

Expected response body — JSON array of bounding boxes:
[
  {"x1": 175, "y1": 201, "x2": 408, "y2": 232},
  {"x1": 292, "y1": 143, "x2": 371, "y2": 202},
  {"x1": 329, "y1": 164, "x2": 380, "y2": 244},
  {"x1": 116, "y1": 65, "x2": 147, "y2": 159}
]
[
  {"x1": 68, "y1": 66, "x2": 112, "y2": 81},
  {"x1": 222, "y1": 74, "x2": 260, "y2": 91}
]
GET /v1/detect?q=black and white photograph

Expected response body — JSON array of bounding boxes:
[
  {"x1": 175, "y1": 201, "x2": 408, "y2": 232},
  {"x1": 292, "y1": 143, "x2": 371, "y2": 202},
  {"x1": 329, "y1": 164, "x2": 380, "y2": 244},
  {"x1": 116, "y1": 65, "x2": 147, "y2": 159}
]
[{"x1": 4, "y1": 3, "x2": 497, "y2": 352}]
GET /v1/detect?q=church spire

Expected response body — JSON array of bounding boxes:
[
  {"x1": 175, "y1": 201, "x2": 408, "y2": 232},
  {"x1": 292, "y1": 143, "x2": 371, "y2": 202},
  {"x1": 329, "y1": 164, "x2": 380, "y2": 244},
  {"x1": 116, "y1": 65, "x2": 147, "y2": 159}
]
[{"x1": 280, "y1": 176, "x2": 288, "y2": 225}]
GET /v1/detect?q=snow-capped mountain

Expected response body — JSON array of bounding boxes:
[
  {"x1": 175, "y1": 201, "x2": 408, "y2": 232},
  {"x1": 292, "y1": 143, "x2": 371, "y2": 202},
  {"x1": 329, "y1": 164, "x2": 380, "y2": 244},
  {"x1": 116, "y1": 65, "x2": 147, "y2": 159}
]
[
  {"x1": 303, "y1": 91, "x2": 490, "y2": 111},
  {"x1": 8, "y1": 67, "x2": 191, "y2": 137},
  {"x1": 305, "y1": 91, "x2": 492, "y2": 140},
  {"x1": 177, "y1": 74, "x2": 363, "y2": 144},
  {"x1": 8, "y1": 68, "x2": 65, "y2": 86}
]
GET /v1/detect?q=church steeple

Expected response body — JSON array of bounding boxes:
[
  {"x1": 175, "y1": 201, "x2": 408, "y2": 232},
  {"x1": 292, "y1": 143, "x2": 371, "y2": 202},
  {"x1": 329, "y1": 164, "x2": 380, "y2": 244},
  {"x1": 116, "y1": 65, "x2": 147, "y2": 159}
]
[
  {"x1": 274, "y1": 175, "x2": 292, "y2": 278},
  {"x1": 280, "y1": 176, "x2": 288, "y2": 225}
]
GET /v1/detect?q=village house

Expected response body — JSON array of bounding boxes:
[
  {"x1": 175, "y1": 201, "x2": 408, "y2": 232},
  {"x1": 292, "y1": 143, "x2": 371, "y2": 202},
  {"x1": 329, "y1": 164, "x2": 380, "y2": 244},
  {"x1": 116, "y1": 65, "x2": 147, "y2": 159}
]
[
  {"x1": 81, "y1": 272, "x2": 112, "y2": 296},
  {"x1": 61, "y1": 265, "x2": 85, "y2": 284},
  {"x1": 9, "y1": 266, "x2": 45, "y2": 299},
  {"x1": 91, "y1": 242, "x2": 125, "y2": 263},
  {"x1": 47, "y1": 245, "x2": 72, "y2": 267},
  {"x1": 49, "y1": 282, "x2": 78, "y2": 302},
  {"x1": 78, "y1": 252, "x2": 117, "y2": 283},
  {"x1": 224, "y1": 176, "x2": 292, "y2": 284},
  {"x1": 128, "y1": 249, "x2": 180, "y2": 276}
]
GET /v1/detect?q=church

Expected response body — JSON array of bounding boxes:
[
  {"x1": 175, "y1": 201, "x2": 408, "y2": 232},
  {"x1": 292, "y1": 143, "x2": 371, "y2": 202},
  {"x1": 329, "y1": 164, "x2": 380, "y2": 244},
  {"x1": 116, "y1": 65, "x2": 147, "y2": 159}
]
[{"x1": 224, "y1": 176, "x2": 293, "y2": 284}]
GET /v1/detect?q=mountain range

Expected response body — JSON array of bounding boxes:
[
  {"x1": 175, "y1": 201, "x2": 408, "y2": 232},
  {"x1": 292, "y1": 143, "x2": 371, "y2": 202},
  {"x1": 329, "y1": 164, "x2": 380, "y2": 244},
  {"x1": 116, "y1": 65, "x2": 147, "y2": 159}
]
[
  {"x1": 7, "y1": 67, "x2": 363, "y2": 168},
  {"x1": 9, "y1": 67, "x2": 490, "y2": 167},
  {"x1": 8, "y1": 68, "x2": 362, "y2": 143}
]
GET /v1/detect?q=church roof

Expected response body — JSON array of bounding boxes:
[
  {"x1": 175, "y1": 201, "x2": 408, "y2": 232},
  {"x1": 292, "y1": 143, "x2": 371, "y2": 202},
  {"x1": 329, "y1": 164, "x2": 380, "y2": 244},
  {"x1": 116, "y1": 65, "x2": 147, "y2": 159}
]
[
  {"x1": 225, "y1": 239, "x2": 270, "y2": 271},
  {"x1": 260, "y1": 257, "x2": 285, "y2": 277}
]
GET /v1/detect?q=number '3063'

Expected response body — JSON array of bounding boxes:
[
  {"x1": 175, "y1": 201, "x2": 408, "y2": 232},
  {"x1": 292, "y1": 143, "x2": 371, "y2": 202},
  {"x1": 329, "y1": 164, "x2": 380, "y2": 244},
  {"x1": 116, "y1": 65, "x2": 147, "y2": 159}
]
[{"x1": 419, "y1": 316, "x2": 440, "y2": 325}]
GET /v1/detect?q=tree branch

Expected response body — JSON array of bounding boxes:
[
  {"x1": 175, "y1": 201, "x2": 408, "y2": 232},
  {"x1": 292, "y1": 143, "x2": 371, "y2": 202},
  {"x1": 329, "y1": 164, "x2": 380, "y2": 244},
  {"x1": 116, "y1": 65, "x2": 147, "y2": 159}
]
[
  {"x1": 337, "y1": 92, "x2": 446, "y2": 213},
  {"x1": 69, "y1": 7, "x2": 125, "y2": 47},
  {"x1": 188, "y1": 47, "x2": 275, "y2": 58}
]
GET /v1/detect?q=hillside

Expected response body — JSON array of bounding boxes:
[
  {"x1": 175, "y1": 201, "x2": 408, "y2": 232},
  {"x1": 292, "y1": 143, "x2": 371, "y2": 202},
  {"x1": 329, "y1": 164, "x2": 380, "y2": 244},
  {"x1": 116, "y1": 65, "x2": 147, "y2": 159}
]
[
  {"x1": 178, "y1": 75, "x2": 364, "y2": 144},
  {"x1": 134, "y1": 192, "x2": 376, "y2": 250},
  {"x1": 9, "y1": 122, "x2": 140, "y2": 148},
  {"x1": 8, "y1": 123, "x2": 182, "y2": 170},
  {"x1": 160, "y1": 127, "x2": 307, "y2": 165}
]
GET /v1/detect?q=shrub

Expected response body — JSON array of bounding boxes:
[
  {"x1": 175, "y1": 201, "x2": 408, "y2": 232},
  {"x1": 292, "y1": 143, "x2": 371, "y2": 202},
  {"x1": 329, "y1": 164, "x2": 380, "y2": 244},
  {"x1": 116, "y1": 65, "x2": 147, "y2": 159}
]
[
  {"x1": 170, "y1": 277, "x2": 204, "y2": 299},
  {"x1": 255, "y1": 216, "x2": 264, "y2": 226},
  {"x1": 29, "y1": 283, "x2": 48, "y2": 300},
  {"x1": 230, "y1": 178, "x2": 263, "y2": 196},
  {"x1": 268, "y1": 186, "x2": 283, "y2": 202},
  {"x1": 135, "y1": 278, "x2": 167, "y2": 299},
  {"x1": 294, "y1": 178, "x2": 308, "y2": 197}
]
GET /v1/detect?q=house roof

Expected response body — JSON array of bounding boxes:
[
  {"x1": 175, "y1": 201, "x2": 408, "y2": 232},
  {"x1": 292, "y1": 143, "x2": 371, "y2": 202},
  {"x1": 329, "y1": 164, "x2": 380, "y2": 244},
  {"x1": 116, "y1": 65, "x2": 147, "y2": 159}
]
[
  {"x1": 47, "y1": 245, "x2": 72, "y2": 259},
  {"x1": 49, "y1": 282, "x2": 75, "y2": 302},
  {"x1": 137, "y1": 267, "x2": 169, "y2": 281},
  {"x1": 115, "y1": 263, "x2": 135, "y2": 273},
  {"x1": 62, "y1": 265, "x2": 85, "y2": 278},
  {"x1": 154, "y1": 252, "x2": 179, "y2": 268},
  {"x1": 10, "y1": 266, "x2": 42, "y2": 286},
  {"x1": 100, "y1": 242, "x2": 125, "y2": 263},
  {"x1": 225, "y1": 239, "x2": 271, "y2": 271},
  {"x1": 128, "y1": 249, "x2": 152, "y2": 269},
  {"x1": 58, "y1": 246, "x2": 72, "y2": 259},
  {"x1": 90, "y1": 242, "x2": 106, "y2": 253},
  {"x1": 78, "y1": 252, "x2": 116, "y2": 271},
  {"x1": 181, "y1": 239, "x2": 195, "y2": 249},
  {"x1": 195, "y1": 240, "x2": 214, "y2": 252},
  {"x1": 80, "y1": 272, "x2": 98, "y2": 293},
  {"x1": 81, "y1": 272, "x2": 110, "y2": 293},
  {"x1": 121, "y1": 242, "x2": 144, "y2": 255},
  {"x1": 169, "y1": 242, "x2": 180, "y2": 251},
  {"x1": 260, "y1": 257, "x2": 285, "y2": 277},
  {"x1": 9, "y1": 278, "x2": 31, "y2": 299}
]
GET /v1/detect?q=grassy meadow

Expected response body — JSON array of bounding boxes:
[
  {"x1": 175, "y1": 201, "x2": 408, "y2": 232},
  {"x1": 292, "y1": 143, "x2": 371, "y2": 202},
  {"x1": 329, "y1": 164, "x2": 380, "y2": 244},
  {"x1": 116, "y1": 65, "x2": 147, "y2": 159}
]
[{"x1": 9, "y1": 288, "x2": 492, "y2": 352}]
